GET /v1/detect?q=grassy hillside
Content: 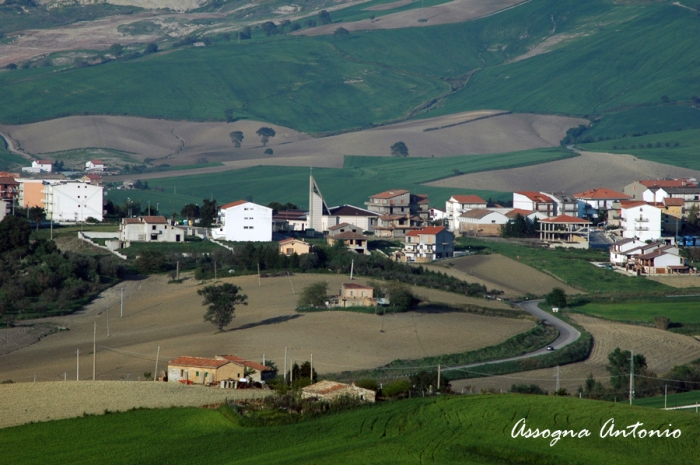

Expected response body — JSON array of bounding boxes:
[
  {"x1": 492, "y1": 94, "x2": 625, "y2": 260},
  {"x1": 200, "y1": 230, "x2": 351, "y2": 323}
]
[
  {"x1": 571, "y1": 296, "x2": 700, "y2": 325},
  {"x1": 1, "y1": 395, "x2": 699, "y2": 464},
  {"x1": 0, "y1": 135, "x2": 28, "y2": 171},
  {"x1": 105, "y1": 148, "x2": 573, "y2": 212}
]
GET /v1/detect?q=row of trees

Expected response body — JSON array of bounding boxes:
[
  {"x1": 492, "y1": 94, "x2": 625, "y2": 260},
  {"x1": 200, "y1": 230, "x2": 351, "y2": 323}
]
[{"x1": 227, "y1": 127, "x2": 276, "y2": 147}]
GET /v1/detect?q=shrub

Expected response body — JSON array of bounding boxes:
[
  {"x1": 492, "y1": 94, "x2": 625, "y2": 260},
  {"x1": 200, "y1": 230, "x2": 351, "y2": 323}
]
[
  {"x1": 545, "y1": 287, "x2": 567, "y2": 308},
  {"x1": 355, "y1": 379, "x2": 378, "y2": 392},
  {"x1": 297, "y1": 281, "x2": 328, "y2": 308},
  {"x1": 654, "y1": 315, "x2": 670, "y2": 330},
  {"x1": 510, "y1": 384, "x2": 545, "y2": 395},
  {"x1": 382, "y1": 380, "x2": 412, "y2": 398}
]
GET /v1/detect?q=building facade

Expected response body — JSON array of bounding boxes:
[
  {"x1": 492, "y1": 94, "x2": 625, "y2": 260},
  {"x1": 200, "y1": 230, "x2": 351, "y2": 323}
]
[
  {"x1": 403, "y1": 226, "x2": 454, "y2": 262},
  {"x1": 211, "y1": 200, "x2": 273, "y2": 242}
]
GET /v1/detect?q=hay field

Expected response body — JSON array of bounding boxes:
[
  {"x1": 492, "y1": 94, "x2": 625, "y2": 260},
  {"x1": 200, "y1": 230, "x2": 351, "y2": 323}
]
[
  {"x1": 0, "y1": 381, "x2": 268, "y2": 429},
  {"x1": 428, "y1": 150, "x2": 700, "y2": 194},
  {"x1": 425, "y1": 254, "x2": 581, "y2": 298},
  {"x1": 296, "y1": 0, "x2": 523, "y2": 35},
  {"x1": 0, "y1": 111, "x2": 583, "y2": 176},
  {"x1": 0, "y1": 273, "x2": 531, "y2": 386},
  {"x1": 452, "y1": 314, "x2": 700, "y2": 393}
]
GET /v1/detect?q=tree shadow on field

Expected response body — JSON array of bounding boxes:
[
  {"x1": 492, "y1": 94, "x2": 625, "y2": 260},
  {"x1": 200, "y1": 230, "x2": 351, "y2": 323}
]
[{"x1": 232, "y1": 314, "x2": 302, "y2": 331}]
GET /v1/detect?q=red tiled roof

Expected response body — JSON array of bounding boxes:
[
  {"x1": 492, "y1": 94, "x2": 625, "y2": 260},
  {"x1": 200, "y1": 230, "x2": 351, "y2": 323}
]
[
  {"x1": 450, "y1": 195, "x2": 487, "y2": 204},
  {"x1": 85, "y1": 174, "x2": 102, "y2": 180},
  {"x1": 302, "y1": 380, "x2": 349, "y2": 395},
  {"x1": 459, "y1": 209, "x2": 500, "y2": 220},
  {"x1": 639, "y1": 179, "x2": 695, "y2": 188},
  {"x1": 331, "y1": 231, "x2": 366, "y2": 240},
  {"x1": 35, "y1": 160, "x2": 52, "y2": 165},
  {"x1": 370, "y1": 189, "x2": 409, "y2": 199},
  {"x1": 516, "y1": 191, "x2": 554, "y2": 203},
  {"x1": 506, "y1": 208, "x2": 535, "y2": 219},
  {"x1": 405, "y1": 226, "x2": 446, "y2": 237},
  {"x1": 89, "y1": 160, "x2": 104, "y2": 164},
  {"x1": 141, "y1": 216, "x2": 168, "y2": 224},
  {"x1": 540, "y1": 215, "x2": 591, "y2": 224},
  {"x1": 664, "y1": 198, "x2": 684, "y2": 206},
  {"x1": 0, "y1": 177, "x2": 19, "y2": 185},
  {"x1": 123, "y1": 218, "x2": 141, "y2": 224},
  {"x1": 342, "y1": 283, "x2": 372, "y2": 290},
  {"x1": 216, "y1": 355, "x2": 273, "y2": 372},
  {"x1": 221, "y1": 200, "x2": 248, "y2": 209},
  {"x1": 169, "y1": 356, "x2": 230, "y2": 369},
  {"x1": 619, "y1": 200, "x2": 647, "y2": 209},
  {"x1": 574, "y1": 188, "x2": 631, "y2": 200}
]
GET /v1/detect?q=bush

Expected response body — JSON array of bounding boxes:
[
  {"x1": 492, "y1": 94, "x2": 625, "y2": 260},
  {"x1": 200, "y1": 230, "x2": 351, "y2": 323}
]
[
  {"x1": 382, "y1": 380, "x2": 412, "y2": 398},
  {"x1": 145, "y1": 42, "x2": 158, "y2": 53},
  {"x1": 545, "y1": 288, "x2": 567, "y2": 308},
  {"x1": 333, "y1": 27, "x2": 349, "y2": 37},
  {"x1": 297, "y1": 281, "x2": 328, "y2": 308},
  {"x1": 510, "y1": 384, "x2": 545, "y2": 395},
  {"x1": 654, "y1": 315, "x2": 670, "y2": 330}
]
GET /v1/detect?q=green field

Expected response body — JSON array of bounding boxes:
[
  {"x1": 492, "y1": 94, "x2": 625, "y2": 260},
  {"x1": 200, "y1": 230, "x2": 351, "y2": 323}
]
[
  {"x1": 2, "y1": 0, "x2": 697, "y2": 138},
  {"x1": 2, "y1": 395, "x2": 699, "y2": 464},
  {"x1": 457, "y1": 238, "x2": 670, "y2": 295},
  {"x1": 580, "y1": 128, "x2": 700, "y2": 170},
  {"x1": 116, "y1": 240, "x2": 223, "y2": 259},
  {"x1": 584, "y1": 106, "x2": 700, "y2": 141},
  {"x1": 0, "y1": 135, "x2": 29, "y2": 171},
  {"x1": 635, "y1": 390, "x2": 700, "y2": 409},
  {"x1": 105, "y1": 148, "x2": 573, "y2": 212},
  {"x1": 571, "y1": 297, "x2": 700, "y2": 325}
]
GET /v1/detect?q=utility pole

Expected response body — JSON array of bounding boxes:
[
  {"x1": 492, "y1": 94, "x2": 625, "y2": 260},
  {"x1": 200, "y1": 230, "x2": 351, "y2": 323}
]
[
  {"x1": 290, "y1": 358, "x2": 294, "y2": 385},
  {"x1": 93, "y1": 322, "x2": 96, "y2": 381},
  {"x1": 629, "y1": 350, "x2": 635, "y2": 406},
  {"x1": 310, "y1": 354, "x2": 313, "y2": 382},
  {"x1": 437, "y1": 364, "x2": 441, "y2": 391},
  {"x1": 176, "y1": 260, "x2": 180, "y2": 280},
  {"x1": 350, "y1": 259, "x2": 354, "y2": 280},
  {"x1": 665, "y1": 384, "x2": 667, "y2": 409},
  {"x1": 284, "y1": 347, "x2": 288, "y2": 383},
  {"x1": 120, "y1": 286, "x2": 124, "y2": 318},
  {"x1": 76, "y1": 349, "x2": 80, "y2": 381},
  {"x1": 154, "y1": 346, "x2": 160, "y2": 382},
  {"x1": 257, "y1": 263, "x2": 261, "y2": 287},
  {"x1": 107, "y1": 307, "x2": 110, "y2": 337},
  {"x1": 287, "y1": 271, "x2": 295, "y2": 294},
  {"x1": 556, "y1": 365, "x2": 560, "y2": 392}
]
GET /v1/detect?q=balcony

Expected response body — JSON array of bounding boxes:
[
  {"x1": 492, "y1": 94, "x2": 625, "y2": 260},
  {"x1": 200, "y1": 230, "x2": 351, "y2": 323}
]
[
  {"x1": 635, "y1": 226, "x2": 649, "y2": 231},
  {"x1": 634, "y1": 218, "x2": 649, "y2": 223}
]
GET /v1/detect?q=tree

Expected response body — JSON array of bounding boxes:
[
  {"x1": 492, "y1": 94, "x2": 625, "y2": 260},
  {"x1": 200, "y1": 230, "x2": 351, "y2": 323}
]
[
  {"x1": 28, "y1": 206, "x2": 45, "y2": 231},
  {"x1": 198, "y1": 283, "x2": 248, "y2": 331},
  {"x1": 390, "y1": 141, "x2": 409, "y2": 157},
  {"x1": 6, "y1": 63, "x2": 17, "y2": 70},
  {"x1": 318, "y1": 10, "x2": 332, "y2": 25},
  {"x1": 545, "y1": 287, "x2": 567, "y2": 308},
  {"x1": 200, "y1": 198, "x2": 218, "y2": 227},
  {"x1": 0, "y1": 215, "x2": 30, "y2": 253},
  {"x1": 297, "y1": 281, "x2": 328, "y2": 308},
  {"x1": 109, "y1": 43, "x2": 124, "y2": 57},
  {"x1": 145, "y1": 42, "x2": 158, "y2": 53},
  {"x1": 181, "y1": 203, "x2": 200, "y2": 222},
  {"x1": 261, "y1": 21, "x2": 278, "y2": 36},
  {"x1": 256, "y1": 127, "x2": 276, "y2": 146},
  {"x1": 229, "y1": 131, "x2": 244, "y2": 148},
  {"x1": 606, "y1": 347, "x2": 647, "y2": 390},
  {"x1": 305, "y1": 19, "x2": 317, "y2": 28},
  {"x1": 687, "y1": 204, "x2": 699, "y2": 228},
  {"x1": 333, "y1": 27, "x2": 349, "y2": 37}
]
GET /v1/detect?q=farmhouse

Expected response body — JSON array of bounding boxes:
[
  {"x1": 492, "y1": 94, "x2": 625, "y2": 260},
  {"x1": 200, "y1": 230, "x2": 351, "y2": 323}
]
[
  {"x1": 21, "y1": 160, "x2": 52, "y2": 174},
  {"x1": 327, "y1": 231, "x2": 368, "y2": 254},
  {"x1": 512, "y1": 192, "x2": 555, "y2": 217},
  {"x1": 328, "y1": 283, "x2": 377, "y2": 308},
  {"x1": 629, "y1": 248, "x2": 688, "y2": 275},
  {"x1": 211, "y1": 200, "x2": 273, "y2": 242},
  {"x1": 457, "y1": 209, "x2": 509, "y2": 236},
  {"x1": 214, "y1": 355, "x2": 275, "y2": 382},
  {"x1": 609, "y1": 238, "x2": 644, "y2": 265},
  {"x1": 574, "y1": 188, "x2": 631, "y2": 220},
  {"x1": 619, "y1": 201, "x2": 661, "y2": 242},
  {"x1": 301, "y1": 380, "x2": 376, "y2": 403},
  {"x1": 85, "y1": 160, "x2": 105, "y2": 172},
  {"x1": 119, "y1": 216, "x2": 184, "y2": 243},
  {"x1": 167, "y1": 356, "x2": 241, "y2": 385},
  {"x1": 403, "y1": 226, "x2": 454, "y2": 262},
  {"x1": 278, "y1": 237, "x2": 313, "y2": 256},
  {"x1": 445, "y1": 194, "x2": 487, "y2": 231}
]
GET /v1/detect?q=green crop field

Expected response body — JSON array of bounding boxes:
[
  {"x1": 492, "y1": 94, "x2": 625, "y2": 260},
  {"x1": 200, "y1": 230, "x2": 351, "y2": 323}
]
[
  {"x1": 0, "y1": 135, "x2": 28, "y2": 171},
  {"x1": 584, "y1": 107, "x2": 700, "y2": 141},
  {"x1": 1, "y1": 395, "x2": 699, "y2": 464},
  {"x1": 635, "y1": 390, "x2": 700, "y2": 409},
  {"x1": 105, "y1": 148, "x2": 573, "y2": 213},
  {"x1": 1, "y1": 0, "x2": 697, "y2": 139},
  {"x1": 456, "y1": 237, "x2": 670, "y2": 295},
  {"x1": 571, "y1": 297, "x2": 700, "y2": 325},
  {"x1": 580, "y1": 128, "x2": 700, "y2": 170}
]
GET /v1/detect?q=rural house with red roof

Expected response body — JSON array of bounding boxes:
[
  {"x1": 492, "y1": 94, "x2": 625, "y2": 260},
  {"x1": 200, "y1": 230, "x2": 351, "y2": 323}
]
[
  {"x1": 403, "y1": 226, "x2": 454, "y2": 262},
  {"x1": 624, "y1": 178, "x2": 697, "y2": 200},
  {"x1": 445, "y1": 194, "x2": 487, "y2": 231},
  {"x1": 22, "y1": 160, "x2": 52, "y2": 174},
  {"x1": 211, "y1": 200, "x2": 272, "y2": 242},
  {"x1": 278, "y1": 237, "x2": 313, "y2": 256},
  {"x1": 168, "y1": 355, "x2": 275, "y2": 385},
  {"x1": 215, "y1": 355, "x2": 276, "y2": 382},
  {"x1": 573, "y1": 188, "x2": 631, "y2": 220}
]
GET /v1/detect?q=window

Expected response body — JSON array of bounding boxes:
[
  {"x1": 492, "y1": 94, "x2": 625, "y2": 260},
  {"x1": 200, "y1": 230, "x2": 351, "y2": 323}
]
[
  {"x1": 196, "y1": 371, "x2": 200, "y2": 376},
  {"x1": 152, "y1": 225, "x2": 156, "y2": 230}
]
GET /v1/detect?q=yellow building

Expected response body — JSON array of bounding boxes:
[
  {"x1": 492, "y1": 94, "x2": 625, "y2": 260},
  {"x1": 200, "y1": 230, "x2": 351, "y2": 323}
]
[
  {"x1": 167, "y1": 356, "x2": 243, "y2": 385},
  {"x1": 278, "y1": 237, "x2": 313, "y2": 256}
]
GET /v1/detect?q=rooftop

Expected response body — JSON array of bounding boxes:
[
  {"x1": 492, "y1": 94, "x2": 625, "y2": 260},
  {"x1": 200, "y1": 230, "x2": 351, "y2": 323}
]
[
  {"x1": 216, "y1": 355, "x2": 273, "y2": 372},
  {"x1": 540, "y1": 214, "x2": 591, "y2": 224},
  {"x1": 328, "y1": 205, "x2": 379, "y2": 217},
  {"x1": 638, "y1": 179, "x2": 696, "y2": 188},
  {"x1": 220, "y1": 200, "x2": 248, "y2": 209},
  {"x1": 516, "y1": 191, "x2": 554, "y2": 203},
  {"x1": 331, "y1": 231, "x2": 367, "y2": 240},
  {"x1": 370, "y1": 189, "x2": 409, "y2": 199},
  {"x1": 450, "y1": 195, "x2": 487, "y2": 204},
  {"x1": 574, "y1": 188, "x2": 631, "y2": 200},
  {"x1": 405, "y1": 226, "x2": 447, "y2": 236},
  {"x1": 342, "y1": 283, "x2": 372, "y2": 290},
  {"x1": 169, "y1": 356, "x2": 230, "y2": 369},
  {"x1": 459, "y1": 209, "x2": 500, "y2": 220},
  {"x1": 506, "y1": 208, "x2": 535, "y2": 219}
]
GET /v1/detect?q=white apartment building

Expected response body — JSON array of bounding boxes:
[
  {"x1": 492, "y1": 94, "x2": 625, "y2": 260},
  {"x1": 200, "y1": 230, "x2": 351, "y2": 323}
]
[
  {"x1": 44, "y1": 180, "x2": 104, "y2": 222},
  {"x1": 403, "y1": 226, "x2": 454, "y2": 263},
  {"x1": 445, "y1": 195, "x2": 487, "y2": 231},
  {"x1": 512, "y1": 192, "x2": 555, "y2": 217},
  {"x1": 211, "y1": 200, "x2": 272, "y2": 242},
  {"x1": 619, "y1": 201, "x2": 661, "y2": 242}
]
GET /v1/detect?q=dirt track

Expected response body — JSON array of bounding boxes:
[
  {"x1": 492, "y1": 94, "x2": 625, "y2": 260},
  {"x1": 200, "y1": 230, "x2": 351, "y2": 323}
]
[
  {"x1": 428, "y1": 150, "x2": 700, "y2": 194},
  {"x1": 0, "y1": 273, "x2": 531, "y2": 386},
  {"x1": 452, "y1": 314, "x2": 700, "y2": 393}
]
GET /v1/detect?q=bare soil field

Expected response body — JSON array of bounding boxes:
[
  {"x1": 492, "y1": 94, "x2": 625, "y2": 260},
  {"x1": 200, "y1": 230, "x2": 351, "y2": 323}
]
[
  {"x1": 424, "y1": 254, "x2": 581, "y2": 298},
  {"x1": 0, "y1": 274, "x2": 531, "y2": 388},
  {"x1": 428, "y1": 150, "x2": 700, "y2": 194},
  {"x1": 296, "y1": 0, "x2": 524, "y2": 35},
  {"x1": 0, "y1": 381, "x2": 269, "y2": 429},
  {"x1": 452, "y1": 314, "x2": 700, "y2": 393},
  {"x1": 0, "y1": 111, "x2": 584, "y2": 177},
  {"x1": 646, "y1": 275, "x2": 700, "y2": 288}
]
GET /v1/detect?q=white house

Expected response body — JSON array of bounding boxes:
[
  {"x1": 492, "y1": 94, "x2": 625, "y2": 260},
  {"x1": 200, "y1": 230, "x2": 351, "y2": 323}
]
[
  {"x1": 632, "y1": 248, "x2": 686, "y2": 275},
  {"x1": 513, "y1": 192, "x2": 555, "y2": 217},
  {"x1": 21, "y1": 160, "x2": 52, "y2": 174},
  {"x1": 609, "y1": 238, "x2": 644, "y2": 265},
  {"x1": 85, "y1": 160, "x2": 105, "y2": 172},
  {"x1": 43, "y1": 180, "x2": 103, "y2": 222},
  {"x1": 403, "y1": 226, "x2": 454, "y2": 263},
  {"x1": 619, "y1": 201, "x2": 661, "y2": 242},
  {"x1": 211, "y1": 200, "x2": 272, "y2": 242},
  {"x1": 574, "y1": 188, "x2": 631, "y2": 219},
  {"x1": 457, "y1": 209, "x2": 509, "y2": 236},
  {"x1": 120, "y1": 216, "x2": 184, "y2": 243},
  {"x1": 445, "y1": 195, "x2": 487, "y2": 231}
]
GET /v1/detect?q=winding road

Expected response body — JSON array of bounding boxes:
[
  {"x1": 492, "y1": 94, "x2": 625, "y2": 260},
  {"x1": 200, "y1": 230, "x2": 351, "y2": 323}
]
[{"x1": 443, "y1": 299, "x2": 581, "y2": 372}]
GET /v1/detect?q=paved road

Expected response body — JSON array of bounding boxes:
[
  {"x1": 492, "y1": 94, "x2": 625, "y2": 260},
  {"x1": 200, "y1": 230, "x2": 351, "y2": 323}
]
[{"x1": 443, "y1": 299, "x2": 581, "y2": 372}]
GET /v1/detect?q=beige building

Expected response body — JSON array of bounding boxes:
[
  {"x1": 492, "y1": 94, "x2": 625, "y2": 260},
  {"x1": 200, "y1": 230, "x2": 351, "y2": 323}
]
[
  {"x1": 167, "y1": 356, "x2": 242, "y2": 385},
  {"x1": 302, "y1": 380, "x2": 376, "y2": 403},
  {"x1": 215, "y1": 355, "x2": 275, "y2": 382},
  {"x1": 327, "y1": 231, "x2": 368, "y2": 254},
  {"x1": 278, "y1": 237, "x2": 313, "y2": 256},
  {"x1": 120, "y1": 216, "x2": 184, "y2": 243},
  {"x1": 403, "y1": 226, "x2": 454, "y2": 262},
  {"x1": 329, "y1": 283, "x2": 376, "y2": 308}
]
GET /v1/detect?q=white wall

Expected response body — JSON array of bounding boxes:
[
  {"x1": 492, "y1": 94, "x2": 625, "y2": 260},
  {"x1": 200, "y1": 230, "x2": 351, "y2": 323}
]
[
  {"x1": 46, "y1": 182, "x2": 103, "y2": 222},
  {"x1": 215, "y1": 202, "x2": 272, "y2": 242},
  {"x1": 621, "y1": 204, "x2": 661, "y2": 242}
]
